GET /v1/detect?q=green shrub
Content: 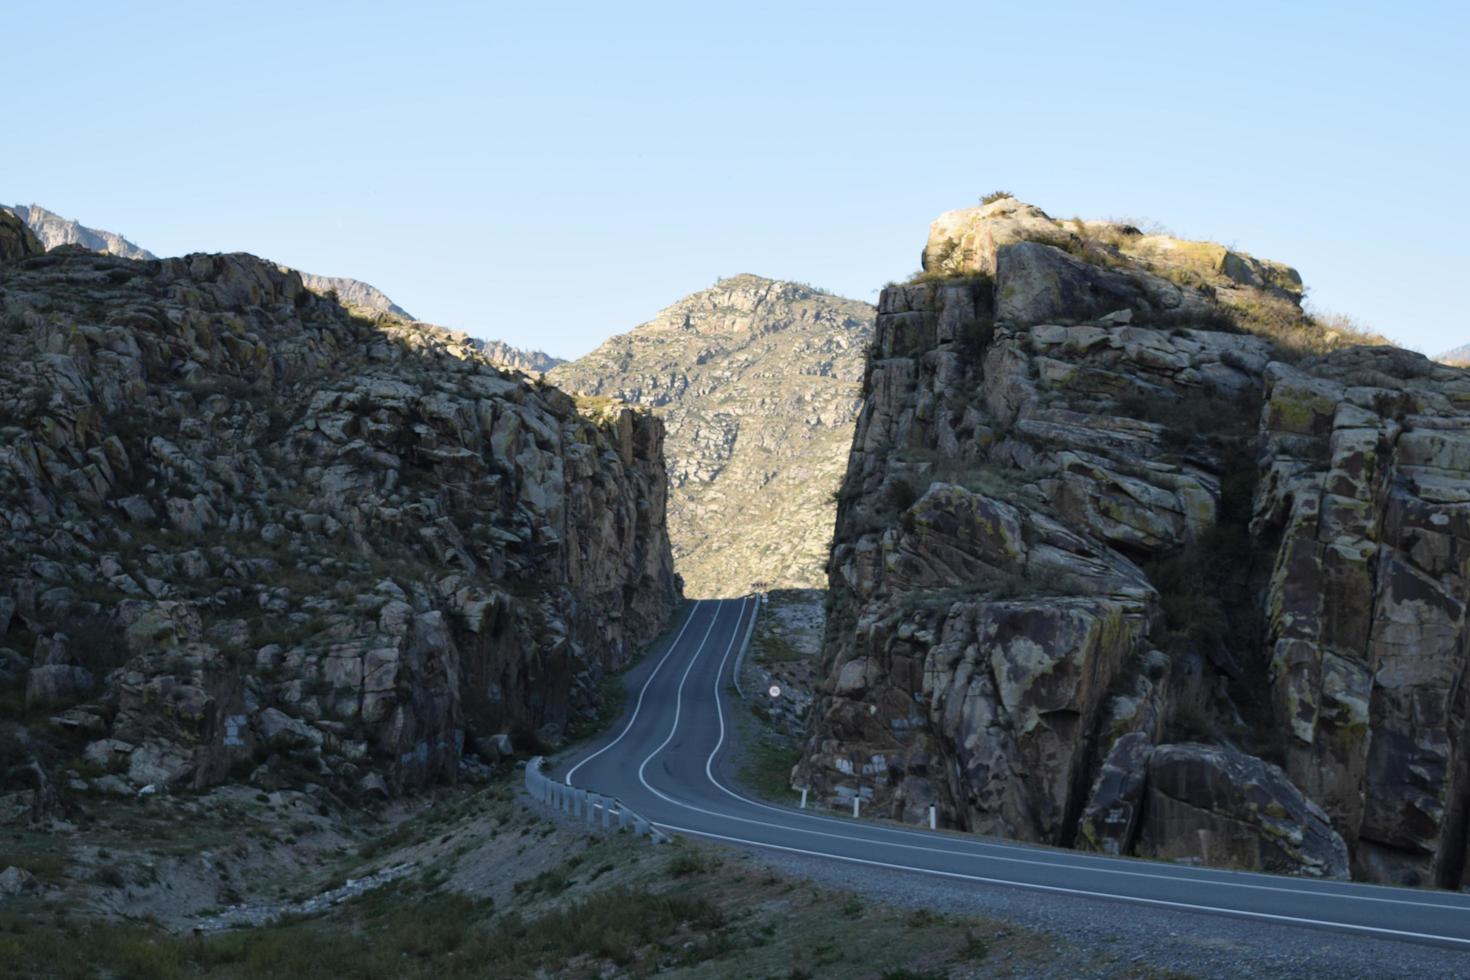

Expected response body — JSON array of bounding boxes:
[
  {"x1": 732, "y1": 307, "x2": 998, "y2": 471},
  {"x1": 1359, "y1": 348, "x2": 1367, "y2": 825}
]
[{"x1": 980, "y1": 190, "x2": 1014, "y2": 205}]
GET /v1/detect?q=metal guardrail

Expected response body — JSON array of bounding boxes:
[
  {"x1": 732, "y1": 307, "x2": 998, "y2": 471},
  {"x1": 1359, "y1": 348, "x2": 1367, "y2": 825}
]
[
  {"x1": 523, "y1": 756, "x2": 668, "y2": 843},
  {"x1": 731, "y1": 591, "x2": 762, "y2": 699}
]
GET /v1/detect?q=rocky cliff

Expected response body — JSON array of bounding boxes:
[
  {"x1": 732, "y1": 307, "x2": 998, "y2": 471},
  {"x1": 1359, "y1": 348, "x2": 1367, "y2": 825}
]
[
  {"x1": 4, "y1": 204, "x2": 156, "y2": 261},
  {"x1": 475, "y1": 339, "x2": 566, "y2": 376},
  {"x1": 796, "y1": 197, "x2": 1470, "y2": 886},
  {"x1": 297, "y1": 273, "x2": 414, "y2": 320},
  {"x1": 0, "y1": 209, "x2": 678, "y2": 815},
  {"x1": 549, "y1": 275, "x2": 874, "y2": 596}
]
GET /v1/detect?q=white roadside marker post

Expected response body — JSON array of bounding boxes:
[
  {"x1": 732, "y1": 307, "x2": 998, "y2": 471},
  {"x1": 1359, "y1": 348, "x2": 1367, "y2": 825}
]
[
  {"x1": 800, "y1": 787, "x2": 808, "y2": 809},
  {"x1": 853, "y1": 796, "x2": 861, "y2": 819},
  {"x1": 929, "y1": 805, "x2": 937, "y2": 830}
]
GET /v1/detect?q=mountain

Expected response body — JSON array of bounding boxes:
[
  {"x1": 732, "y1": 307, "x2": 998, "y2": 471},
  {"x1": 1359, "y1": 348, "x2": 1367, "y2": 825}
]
[
  {"x1": 549, "y1": 274, "x2": 874, "y2": 597},
  {"x1": 4, "y1": 203, "x2": 156, "y2": 260},
  {"x1": 475, "y1": 339, "x2": 566, "y2": 375},
  {"x1": 297, "y1": 272, "x2": 414, "y2": 319},
  {"x1": 0, "y1": 208, "x2": 678, "y2": 804},
  {"x1": 5, "y1": 203, "x2": 576, "y2": 370},
  {"x1": 1439, "y1": 342, "x2": 1470, "y2": 365},
  {"x1": 797, "y1": 197, "x2": 1470, "y2": 887}
]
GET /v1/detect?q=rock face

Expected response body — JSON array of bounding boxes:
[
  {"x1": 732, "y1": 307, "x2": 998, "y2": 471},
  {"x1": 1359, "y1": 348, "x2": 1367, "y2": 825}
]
[
  {"x1": 0, "y1": 209, "x2": 43, "y2": 263},
  {"x1": 0, "y1": 244, "x2": 678, "y2": 805},
  {"x1": 474, "y1": 339, "x2": 566, "y2": 376},
  {"x1": 797, "y1": 199, "x2": 1470, "y2": 885},
  {"x1": 5, "y1": 204, "x2": 156, "y2": 261},
  {"x1": 1135, "y1": 744, "x2": 1349, "y2": 878},
  {"x1": 1254, "y1": 346, "x2": 1470, "y2": 886},
  {"x1": 298, "y1": 273, "x2": 414, "y2": 320},
  {"x1": 549, "y1": 275, "x2": 874, "y2": 596}
]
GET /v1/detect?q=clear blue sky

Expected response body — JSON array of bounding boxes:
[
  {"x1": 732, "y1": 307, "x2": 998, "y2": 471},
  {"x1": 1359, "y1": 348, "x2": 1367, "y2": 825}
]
[{"x1": 6, "y1": 1, "x2": 1466, "y2": 358}]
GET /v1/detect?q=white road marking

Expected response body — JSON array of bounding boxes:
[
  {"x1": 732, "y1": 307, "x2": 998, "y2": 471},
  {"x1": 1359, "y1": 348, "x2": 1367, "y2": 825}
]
[
  {"x1": 651, "y1": 820, "x2": 1470, "y2": 949},
  {"x1": 634, "y1": 601, "x2": 729, "y2": 794},
  {"x1": 693, "y1": 601, "x2": 1470, "y2": 915},
  {"x1": 580, "y1": 596, "x2": 1470, "y2": 946},
  {"x1": 565, "y1": 600, "x2": 703, "y2": 788}
]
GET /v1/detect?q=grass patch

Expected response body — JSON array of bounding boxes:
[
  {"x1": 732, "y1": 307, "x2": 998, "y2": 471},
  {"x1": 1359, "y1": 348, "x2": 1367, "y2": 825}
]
[
  {"x1": 0, "y1": 885, "x2": 726, "y2": 979},
  {"x1": 738, "y1": 734, "x2": 802, "y2": 802}
]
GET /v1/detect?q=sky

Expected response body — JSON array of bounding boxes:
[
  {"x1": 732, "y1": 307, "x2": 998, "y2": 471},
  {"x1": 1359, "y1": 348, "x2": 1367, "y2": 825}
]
[{"x1": 5, "y1": 1, "x2": 1466, "y2": 359}]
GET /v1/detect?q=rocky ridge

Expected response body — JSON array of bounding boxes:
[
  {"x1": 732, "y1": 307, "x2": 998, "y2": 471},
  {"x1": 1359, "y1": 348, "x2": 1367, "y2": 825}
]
[
  {"x1": 296, "y1": 273, "x2": 414, "y2": 320},
  {"x1": 0, "y1": 207, "x2": 678, "y2": 819},
  {"x1": 549, "y1": 275, "x2": 874, "y2": 596},
  {"x1": 4, "y1": 204, "x2": 156, "y2": 262},
  {"x1": 474, "y1": 339, "x2": 566, "y2": 376},
  {"x1": 11, "y1": 203, "x2": 570, "y2": 407},
  {"x1": 796, "y1": 197, "x2": 1470, "y2": 886},
  {"x1": 1439, "y1": 342, "x2": 1470, "y2": 366}
]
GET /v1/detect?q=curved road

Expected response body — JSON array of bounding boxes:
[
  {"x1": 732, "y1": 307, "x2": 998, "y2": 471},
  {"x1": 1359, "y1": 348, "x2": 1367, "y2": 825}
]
[{"x1": 556, "y1": 597, "x2": 1470, "y2": 949}]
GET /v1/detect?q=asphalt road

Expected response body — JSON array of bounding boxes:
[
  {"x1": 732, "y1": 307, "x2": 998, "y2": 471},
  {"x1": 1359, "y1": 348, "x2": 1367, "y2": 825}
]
[{"x1": 556, "y1": 597, "x2": 1470, "y2": 949}]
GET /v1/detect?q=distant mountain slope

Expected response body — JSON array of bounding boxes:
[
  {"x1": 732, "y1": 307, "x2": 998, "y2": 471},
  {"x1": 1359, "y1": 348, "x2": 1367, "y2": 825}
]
[
  {"x1": 475, "y1": 339, "x2": 566, "y2": 375},
  {"x1": 5, "y1": 203, "x2": 155, "y2": 260},
  {"x1": 549, "y1": 274, "x2": 875, "y2": 596},
  {"x1": 298, "y1": 273, "x2": 414, "y2": 319},
  {"x1": 1438, "y1": 342, "x2": 1470, "y2": 365}
]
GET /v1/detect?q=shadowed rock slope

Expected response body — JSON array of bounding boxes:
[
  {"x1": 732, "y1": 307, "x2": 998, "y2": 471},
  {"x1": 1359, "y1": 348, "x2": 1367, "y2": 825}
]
[
  {"x1": 549, "y1": 274, "x2": 874, "y2": 596},
  {"x1": 796, "y1": 197, "x2": 1470, "y2": 886},
  {"x1": 0, "y1": 209, "x2": 678, "y2": 816}
]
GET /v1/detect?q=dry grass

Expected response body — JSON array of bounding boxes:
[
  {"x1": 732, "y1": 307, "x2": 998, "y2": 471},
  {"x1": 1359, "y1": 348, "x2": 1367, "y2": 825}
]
[
  {"x1": 1217, "y1": 295, "x2": 1390, "y2": 360},
  {"x1": 0, "y1": 779, "x2": 1074, "y2": 980}
]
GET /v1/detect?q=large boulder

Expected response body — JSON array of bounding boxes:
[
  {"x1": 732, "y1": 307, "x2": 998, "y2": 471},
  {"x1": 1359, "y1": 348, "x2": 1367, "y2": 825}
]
[
  {"x1": 0, "y1": 866, "x2": 38, "y2": 897},
  {"x1": 25, "y1": 665, "x2": 94, "y2": 710},
  {"x1": 1138, "y1": 743, "x2": 1350, "y2": 878},
  {"x1": 995, "y1": 241, "x2": 1212, "y2": 326},
  {"x1": 923, "y1": 197, "x2": 1065, "y2": 276}
]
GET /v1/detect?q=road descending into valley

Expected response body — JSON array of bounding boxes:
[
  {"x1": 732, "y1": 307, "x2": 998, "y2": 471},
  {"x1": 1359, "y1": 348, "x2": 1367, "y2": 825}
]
[{"x1": 556, "y1": 597, "x2": 1470, "y2": 949}]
